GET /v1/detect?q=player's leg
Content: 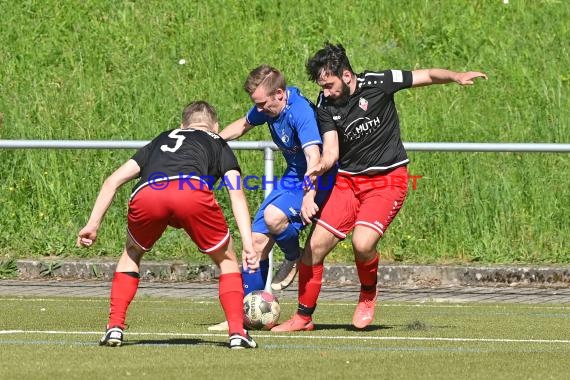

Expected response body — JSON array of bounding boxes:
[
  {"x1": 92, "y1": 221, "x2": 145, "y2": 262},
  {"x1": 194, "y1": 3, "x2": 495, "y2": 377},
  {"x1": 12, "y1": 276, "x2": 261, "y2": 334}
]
[
  {"x1": 272, "y1": 176, "x2": 356, "y2": 332},
  {"x1": 238, "y1": 198, "x2": 276, "y2": 297},
  {"x1": 100, "y1": 187, "x2": 169, "y2": 347},
  {"x1": 262, "y1": 189, "x2": 305, "y2": 290},
  {"x1": 271, "y1": 224, "x2": 339, "y2": 331},
  {"x1": 241, "y1": 231, "x2": 272, "y2": 294},
  {"x1": 174, "y1": 186, "x2": 255, "y2": 347},
  {"x1": 208, "y1": 230, "x2": 270, "y2": 332},
  {"x1": 209, "y1": 230, "x2": 272, "y2": 332},
  {"x1": 100, "y1": 235, "x2": 146, "y2": 347},
  {"x1": 350, "y1": 226, "x2": 382, "y2": 329},
  {"x1": 351, "y1": 167, "x2": 409, "y2": 329},
  {"x1": 208, "y1": 238, "x2": 256, "y2": 349}
]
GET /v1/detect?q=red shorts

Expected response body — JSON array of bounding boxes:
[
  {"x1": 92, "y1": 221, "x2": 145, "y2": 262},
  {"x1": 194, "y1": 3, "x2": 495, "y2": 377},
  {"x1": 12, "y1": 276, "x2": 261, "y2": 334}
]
[
  {"x1": 127, "y1": 179, "x2": 230, "y2": 252},
  {"x1": 316, "y1": 166, "x2": 409, "y2": 239}
]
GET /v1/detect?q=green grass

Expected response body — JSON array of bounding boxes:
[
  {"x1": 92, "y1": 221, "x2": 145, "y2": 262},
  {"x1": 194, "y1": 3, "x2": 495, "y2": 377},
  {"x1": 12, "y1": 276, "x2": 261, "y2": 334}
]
[
  {"x1": 2, "y1": 296, "x2": 570, "y2": 379},
  {"x1": 0, "y1": 0, "x2": 569, "y2": 263}
]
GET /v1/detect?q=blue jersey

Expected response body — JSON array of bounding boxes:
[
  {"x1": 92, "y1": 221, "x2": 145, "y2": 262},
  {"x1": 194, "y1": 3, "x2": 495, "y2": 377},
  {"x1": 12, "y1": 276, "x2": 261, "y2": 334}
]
[{"x1": 246, "y1": 87, "x2": 322, "y2": 180}]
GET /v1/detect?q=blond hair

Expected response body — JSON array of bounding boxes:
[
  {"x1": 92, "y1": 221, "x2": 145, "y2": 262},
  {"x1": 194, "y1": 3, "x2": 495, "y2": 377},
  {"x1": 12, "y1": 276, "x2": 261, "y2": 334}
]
[
  {"x1": 181, "y1": 101, "x2": 219, "y2": 129},
  {"x1": 243, "y1": 65, "x2": 286, "y2": 95}
]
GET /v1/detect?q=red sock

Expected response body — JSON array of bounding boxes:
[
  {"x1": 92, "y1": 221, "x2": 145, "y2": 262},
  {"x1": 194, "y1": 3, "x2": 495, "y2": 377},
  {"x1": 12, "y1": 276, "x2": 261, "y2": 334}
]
[
  {"x1": 108, "y1": 272, "x2": 139, "y2": 329},
  {"x1": 297, "y1": 262, "x2": 323, "y2": 319},
  {"x1": 219, "y1": 273, "x2": 245, "y2": 336},
  {"x1": 356, "y1": 254, "x2": 379, "y2": 294}
]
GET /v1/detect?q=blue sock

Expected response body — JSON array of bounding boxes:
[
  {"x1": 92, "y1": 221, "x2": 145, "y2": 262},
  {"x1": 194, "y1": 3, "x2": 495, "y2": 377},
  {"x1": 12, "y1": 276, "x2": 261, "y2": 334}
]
[
  {"x1": 242, "y1": 259, "x2": 269, "y2": 295},
  {"x1": 274, "y1": 224, "x2": 300, "y2": 261}
]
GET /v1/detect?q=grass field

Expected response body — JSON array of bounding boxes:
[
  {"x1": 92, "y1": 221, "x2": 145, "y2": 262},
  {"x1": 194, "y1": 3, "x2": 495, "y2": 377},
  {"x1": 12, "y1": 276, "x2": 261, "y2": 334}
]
[
  {"x1": 2, "y1": 295, "x2": 570, "y2": 379},
  {"x1": 0, "y1": 0, "x2": 569, "y2": 263}
]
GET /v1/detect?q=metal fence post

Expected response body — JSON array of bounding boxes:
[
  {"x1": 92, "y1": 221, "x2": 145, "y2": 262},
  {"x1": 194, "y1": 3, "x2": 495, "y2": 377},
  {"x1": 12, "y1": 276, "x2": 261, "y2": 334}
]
[{"x1": 263, "y1": 147, "x2": 275, "y2": 291}]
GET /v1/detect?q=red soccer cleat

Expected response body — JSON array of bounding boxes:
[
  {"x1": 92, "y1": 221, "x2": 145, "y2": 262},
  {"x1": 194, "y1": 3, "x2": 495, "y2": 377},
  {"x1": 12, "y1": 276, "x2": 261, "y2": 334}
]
[
  {"x1": 352, "y1": 290, "x2": 377, "y2": 329},
  {"x1": 270, "y1": 313, "x2": 315, "y2": 332}
]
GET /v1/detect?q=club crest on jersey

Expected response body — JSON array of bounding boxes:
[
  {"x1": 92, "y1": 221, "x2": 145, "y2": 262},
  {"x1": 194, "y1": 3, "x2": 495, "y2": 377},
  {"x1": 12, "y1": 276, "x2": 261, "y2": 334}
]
[
  {"x1": 281, "y1": 134, "x2": 289, "y2": 144},
  {"x1": 359, "y1": 97, "x2": 368, "y2": 111}
]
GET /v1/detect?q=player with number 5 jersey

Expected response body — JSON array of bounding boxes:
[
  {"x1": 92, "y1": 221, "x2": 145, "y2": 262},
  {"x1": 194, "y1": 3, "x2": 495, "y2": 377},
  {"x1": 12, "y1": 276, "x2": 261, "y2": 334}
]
[{"x1": 77, "y1": 101, "x2": 259, "y2": 349}]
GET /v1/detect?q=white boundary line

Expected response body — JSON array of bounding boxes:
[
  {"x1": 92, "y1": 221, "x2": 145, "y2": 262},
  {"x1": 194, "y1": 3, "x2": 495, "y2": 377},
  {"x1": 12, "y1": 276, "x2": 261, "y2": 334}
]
[
  {"x1": 1, "y1": 330, "x2": 570, "y2": 344},
  {"x1": 3, "y1": 298, "x2": 570, "y2": 310}
]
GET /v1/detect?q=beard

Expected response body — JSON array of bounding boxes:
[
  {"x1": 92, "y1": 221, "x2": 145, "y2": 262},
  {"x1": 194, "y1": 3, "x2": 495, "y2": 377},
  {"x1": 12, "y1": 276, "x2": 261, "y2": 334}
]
[{"x1": 328, "y1": 82, "x2": 351, "y2": 107}]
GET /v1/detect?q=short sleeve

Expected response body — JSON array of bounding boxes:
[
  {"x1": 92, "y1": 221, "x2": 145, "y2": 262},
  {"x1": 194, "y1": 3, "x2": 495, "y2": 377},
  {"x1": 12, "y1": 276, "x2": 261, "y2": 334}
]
[
  {"x1": 219, "y1": 140, "x2": 241, "y2": 175},
  {"x1": 245, "y1": 106, "x2": 269, "y2": 126},
  {"x1": 315, "y1": 93, "x2": 337, "y2": 135},
  {"x1": 367, "y1": 70, "x2": 413, "y2": 95},
  {"x1": 130, "y1": 140, "x2": 154, "y2": 169},
  {"x1": 291, "y1": 103, "x2": 322, "y2": 149}
]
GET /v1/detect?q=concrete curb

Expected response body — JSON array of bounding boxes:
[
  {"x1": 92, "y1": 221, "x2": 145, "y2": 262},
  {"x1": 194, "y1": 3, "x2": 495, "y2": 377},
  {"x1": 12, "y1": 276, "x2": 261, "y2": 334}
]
[{"x1": 10, "y1": 259, "x2": 570, "y2": 287}]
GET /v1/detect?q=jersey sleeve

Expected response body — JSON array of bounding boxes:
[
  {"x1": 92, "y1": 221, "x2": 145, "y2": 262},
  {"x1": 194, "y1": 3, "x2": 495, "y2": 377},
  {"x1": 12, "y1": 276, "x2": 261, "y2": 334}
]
[
  {"x1": 291, "y1": 102, "x2": 322, "y2": 149},
  {"x1": 245, "y1": 106, "x2": 269, "y2": 126},
  {"x1": 370, "y1": 70, "x2": 413, "y2": 95},
  {"x1": 315, "y1": 93, "x2": 337, "y2": 135},
  {"x1": 219, "y1": 140, "x2": 241, "y2": 175},
  {"x1": 130, "y1": 138, "x2": 155, "y2": 169}
]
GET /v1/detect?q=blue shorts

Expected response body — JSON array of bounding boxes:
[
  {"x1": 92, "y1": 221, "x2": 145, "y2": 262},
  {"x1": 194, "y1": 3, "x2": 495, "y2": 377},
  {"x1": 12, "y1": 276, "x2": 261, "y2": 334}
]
[
  {"x1": 252, "y1": 187, "x2": 304, "y2": 234},
  {"x1": 252, "y1": 167, "x2": 337, "y2": 235}
]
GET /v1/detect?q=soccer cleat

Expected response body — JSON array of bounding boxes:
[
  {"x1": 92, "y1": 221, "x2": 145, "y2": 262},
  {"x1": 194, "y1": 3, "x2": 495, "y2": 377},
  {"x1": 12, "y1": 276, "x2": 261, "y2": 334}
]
[
  {"x1": 229, "y1": 332, "x2": 258, "y2": 349},
  {"x1": 271, "y1": 258, "x2": 299, "y2": 291},
  {"x1": 352, "y1": 290, "x2": 378, "y2": 329},
  {"x1": 99, "y1": 326, "x2": 124, "y2": 347},
  {"x1": 270, "y1": 313, "x2": 314, "y2": 332},
  {"x1": 207, "y1": 320, "x2": 229, "y2": 332}
]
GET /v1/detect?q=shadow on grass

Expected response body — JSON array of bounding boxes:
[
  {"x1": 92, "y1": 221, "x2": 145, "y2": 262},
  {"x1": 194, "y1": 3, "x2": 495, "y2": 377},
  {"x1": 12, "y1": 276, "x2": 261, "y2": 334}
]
[
  {"x1": 125, "y1": 338, "x2": 227, "y2": 347},
  {"x1": 315, "y1": 323, "x2": 393, "y2": 332}
]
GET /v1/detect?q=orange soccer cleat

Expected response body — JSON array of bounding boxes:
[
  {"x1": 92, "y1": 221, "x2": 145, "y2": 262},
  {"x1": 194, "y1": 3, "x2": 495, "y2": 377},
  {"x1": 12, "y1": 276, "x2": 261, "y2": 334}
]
[
  {"x1": 352, "y1": 290, "x2": 377, "y2": 329},
  {"x1": 270, "y1": 313, "x2": 315, "y2": 332}
]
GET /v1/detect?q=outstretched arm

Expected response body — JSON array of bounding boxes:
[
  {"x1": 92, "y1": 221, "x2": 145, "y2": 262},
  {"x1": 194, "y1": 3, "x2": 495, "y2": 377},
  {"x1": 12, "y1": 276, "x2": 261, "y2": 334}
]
[
  {"x1": 219, "y1": 117, "x2": 254, "y2": 141},
  {"x1": 76, "y1": 159, "x2": 141, "y2": 247},
  {"x1": 224, "y1": 169, "x2": 258, "y2": 270},
  {"x1": 412, "y1": 69, "x2": 487, "y2": 87}
]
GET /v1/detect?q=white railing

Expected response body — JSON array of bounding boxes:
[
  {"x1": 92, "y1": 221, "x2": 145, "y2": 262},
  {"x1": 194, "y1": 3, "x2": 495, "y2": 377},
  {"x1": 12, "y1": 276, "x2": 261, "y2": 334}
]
[
  {"x1": 1, "y1": 140, "x2": 570, "y2": 152},
  {"x1": 3, "y1": 140, "x2": 569, "y2": 290}
]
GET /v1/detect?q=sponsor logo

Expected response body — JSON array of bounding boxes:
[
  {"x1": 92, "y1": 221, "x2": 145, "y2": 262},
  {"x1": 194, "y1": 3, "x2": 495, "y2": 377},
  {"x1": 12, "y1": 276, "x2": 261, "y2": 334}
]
[{"x1": 344, "y1": 116, "x2": 381, "y2": 141}]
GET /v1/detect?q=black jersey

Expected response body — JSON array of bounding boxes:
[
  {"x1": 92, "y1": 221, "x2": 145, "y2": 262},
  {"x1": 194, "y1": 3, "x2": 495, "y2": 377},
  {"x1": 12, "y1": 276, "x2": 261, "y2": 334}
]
[
  {"x1": 317, "y1": 70, "x2": 413, "y2": 174},
  {"x1": 130, "y1": 128, "x2": 240, "y2": 197}
]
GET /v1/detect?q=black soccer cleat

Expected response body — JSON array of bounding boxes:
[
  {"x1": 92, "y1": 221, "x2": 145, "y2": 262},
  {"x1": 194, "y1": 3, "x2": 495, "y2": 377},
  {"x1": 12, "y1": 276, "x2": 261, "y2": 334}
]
[
  {"x1": 99, "y1": 326, "x2": 124, "y2": 347},
  {"x1": 229, "y1": 332, "x2": 258, "y2": 349}
]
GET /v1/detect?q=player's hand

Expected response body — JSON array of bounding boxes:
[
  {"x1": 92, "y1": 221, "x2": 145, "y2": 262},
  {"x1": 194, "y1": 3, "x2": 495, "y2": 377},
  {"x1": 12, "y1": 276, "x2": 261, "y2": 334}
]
[
  {"x1": 304, "y1": 163, "x2": 325, "y2": 185},
  {"x1": 455, "y1": 71, "x2": 488, "y2": 85},
  {"x1": 76, "y1": 226, "x2": 97, "y2": 247},
  {"x1": 301, "y1": 197, "x2": 319, "y2": 225},
  {"x1": 242, "y1": 246, "x2": 259, "y2": 271},
  {"x1": 302, "y1": 175, "x2": 317, "y2": 192}
]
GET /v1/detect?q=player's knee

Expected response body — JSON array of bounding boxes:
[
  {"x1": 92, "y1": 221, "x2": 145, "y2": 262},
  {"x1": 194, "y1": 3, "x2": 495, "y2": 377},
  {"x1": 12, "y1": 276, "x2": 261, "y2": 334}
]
[
  {"x1": 351, "y1": 238, "x2": 377, "y2": 259},
  {"x1": 305, "y1": 240, "x2": 328, "y2": 265},
  {"x1": 125, "y1": 239, "x2": 146, "y2": 260},
  {"x1": 263, "y1": 207, "x2": 288, "y2": 233}
]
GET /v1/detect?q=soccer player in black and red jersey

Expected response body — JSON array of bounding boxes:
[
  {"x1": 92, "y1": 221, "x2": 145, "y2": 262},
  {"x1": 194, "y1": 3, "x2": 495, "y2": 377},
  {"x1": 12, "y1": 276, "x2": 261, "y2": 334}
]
[
  {"x1": 77, "y1": 101, "x2": 259, "y2": 349},
  {"x1": 273, "y1": 43, "x2": 487, "y2": 332}
]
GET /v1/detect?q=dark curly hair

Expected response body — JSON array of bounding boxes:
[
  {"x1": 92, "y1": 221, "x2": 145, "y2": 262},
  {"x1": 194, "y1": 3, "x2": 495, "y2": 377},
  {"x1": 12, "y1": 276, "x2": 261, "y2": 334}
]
[{"x1": 306, "y1": 43, "x2": 354, "y2": 82}]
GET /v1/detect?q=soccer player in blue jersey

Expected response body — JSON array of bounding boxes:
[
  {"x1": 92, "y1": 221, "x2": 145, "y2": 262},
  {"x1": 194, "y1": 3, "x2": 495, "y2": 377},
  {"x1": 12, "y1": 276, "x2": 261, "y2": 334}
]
[{"x1": 208, "y1": 65, "x2": 335, "y2": 331}]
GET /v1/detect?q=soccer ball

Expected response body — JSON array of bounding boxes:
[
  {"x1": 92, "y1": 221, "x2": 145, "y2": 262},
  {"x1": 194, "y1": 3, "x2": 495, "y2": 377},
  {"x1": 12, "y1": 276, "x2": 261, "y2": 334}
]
[{"x1": 243, "y1": 290, "x2": 281, "y2": 330}]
